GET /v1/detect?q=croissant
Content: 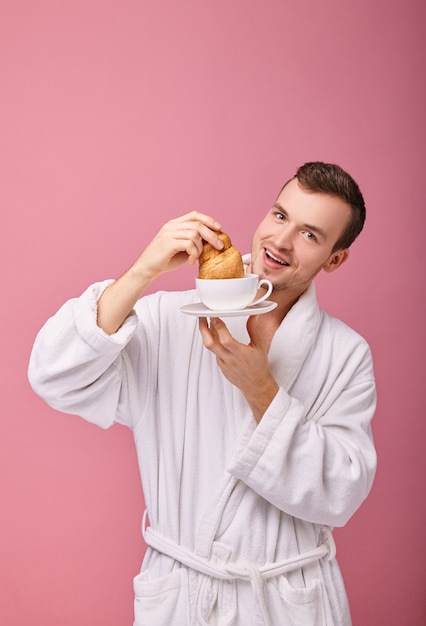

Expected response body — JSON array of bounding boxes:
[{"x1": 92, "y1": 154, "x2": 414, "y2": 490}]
[{"x1": 198, "y1": 232, "x2": 245, "y2": 279}]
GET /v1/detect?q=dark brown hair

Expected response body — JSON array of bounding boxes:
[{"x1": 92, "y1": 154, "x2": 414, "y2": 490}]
[{"x1": 289, "y1": 162, "x2": 366, "y2": 251}]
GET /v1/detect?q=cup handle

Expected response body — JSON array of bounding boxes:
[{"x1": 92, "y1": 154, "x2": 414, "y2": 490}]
[{"x1": 250, "y1": 279, "x2": 273, "y2": 306}]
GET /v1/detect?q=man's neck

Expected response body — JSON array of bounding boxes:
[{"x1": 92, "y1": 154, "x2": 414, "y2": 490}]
[
  {"x1": 269, "y1": 283, "x2": 309, "y2": 322},
  {"x1": 253, "y1": 284, "x2": 309, "y2": 354}
]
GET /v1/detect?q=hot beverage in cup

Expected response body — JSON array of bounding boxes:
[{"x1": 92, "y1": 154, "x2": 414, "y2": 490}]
[{"x1": 195, "y1": 273, "x2": 273, "y2": 311}]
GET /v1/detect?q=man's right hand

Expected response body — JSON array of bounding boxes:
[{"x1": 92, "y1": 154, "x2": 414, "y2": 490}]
[
  {"x1": 131, "y1": 211, "x2": 224, "y2": 282},
  {"x1": 97, "y1": 211, "x2": 224, "y2": 335}
]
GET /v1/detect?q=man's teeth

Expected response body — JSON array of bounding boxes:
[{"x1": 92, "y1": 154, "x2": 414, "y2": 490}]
[{"x1": 266, "y1": 250, "x2": 288, "y2": 265}]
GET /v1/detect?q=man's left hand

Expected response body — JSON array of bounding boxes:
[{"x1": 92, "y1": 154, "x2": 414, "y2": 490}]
[{"x1": 198, "y1": 316, "x2": 279, "y2": 422}]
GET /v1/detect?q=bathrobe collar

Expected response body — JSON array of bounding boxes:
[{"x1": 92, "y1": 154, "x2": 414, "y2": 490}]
[
  {"x1": 242, "y1": 254, "x2": 322, "y2": 391},
  {"x1": 269, "y1": 283, "x2": 321, "y2": 390}
]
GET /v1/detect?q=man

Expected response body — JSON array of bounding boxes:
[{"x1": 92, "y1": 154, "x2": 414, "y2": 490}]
[{"x1": 29, "y1": 162, "x2": 377, "y2": 625}]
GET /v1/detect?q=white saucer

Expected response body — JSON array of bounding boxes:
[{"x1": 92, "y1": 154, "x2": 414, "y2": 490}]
[{"x1": 180, "y1": 301, "x2": 277, "y2": 318}]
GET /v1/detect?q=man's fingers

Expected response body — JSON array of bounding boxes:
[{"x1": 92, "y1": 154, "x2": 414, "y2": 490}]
[
  {"x1": 246, "y1": 315, "x2": 266, "y2": 348},
  {"x1": 209, "y1": 318, "x2": 234, "y2": 348},
  {"x1": 167, "y1": 213, "x2": 224, "y2": 252},
  {"x1": 170, "y1": 211, "x2": 221, "y2": 232},
  {"x1": 198, "y1": 317, "x2": 233, "y2": 354},
  {"x1": 198, "y1": 317, "x2": 218, "y2": 351}
]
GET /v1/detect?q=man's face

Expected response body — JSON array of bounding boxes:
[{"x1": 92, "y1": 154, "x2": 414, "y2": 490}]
[{"x1": 250, "y1": 178, "x2": 351, "y2": 296}]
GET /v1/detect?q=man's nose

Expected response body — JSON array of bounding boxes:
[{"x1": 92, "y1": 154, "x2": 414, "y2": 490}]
[{"x1": 275, "y1": 224, "x2": 295, "y2": 249}]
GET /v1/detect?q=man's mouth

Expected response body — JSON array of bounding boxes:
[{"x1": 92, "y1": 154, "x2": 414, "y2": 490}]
[{"x1": 265, "y1": 249, "x2": 290, "y2": 266}]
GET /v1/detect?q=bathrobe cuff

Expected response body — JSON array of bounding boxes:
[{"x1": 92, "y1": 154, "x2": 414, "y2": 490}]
[{"x1": 73, "y1": 279, "x2": 139, "y2": 352}]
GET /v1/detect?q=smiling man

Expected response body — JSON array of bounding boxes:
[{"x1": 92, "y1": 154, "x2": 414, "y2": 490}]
[{"x1": 29, "y1": 162, "x2": 376, "y2": 625}]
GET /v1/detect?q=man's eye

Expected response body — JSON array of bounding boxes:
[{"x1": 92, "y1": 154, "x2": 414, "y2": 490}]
[
  {"x1": 304, "y1": 231, "x2": 316, "y2": 240},
  {"x1": 275, "y1": 212, "x2": 285, "y2": 220}
]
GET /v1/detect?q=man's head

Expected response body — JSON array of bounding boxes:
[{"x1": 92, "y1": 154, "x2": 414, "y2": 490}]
[
  {"x1": 291, "y1": 161, "x2": 366, "y2": 253},
  {"x1": 250, "y1": 161, "x2": 366, "y2": 300}
]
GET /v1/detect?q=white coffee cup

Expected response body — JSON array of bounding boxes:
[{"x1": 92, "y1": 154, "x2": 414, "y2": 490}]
[{"x1": 195, "y1": 273, "x2": 273, "y2": 311}]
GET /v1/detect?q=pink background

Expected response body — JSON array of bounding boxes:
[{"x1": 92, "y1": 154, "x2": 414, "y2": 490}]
[{"x1": 1, "y1": 1, "x2": 425, "y2": 624}]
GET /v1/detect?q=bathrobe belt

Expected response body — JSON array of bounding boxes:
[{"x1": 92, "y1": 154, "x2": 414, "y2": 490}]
[{"x1": 142, "y1": 510, "x2": 336, "y2": 623}]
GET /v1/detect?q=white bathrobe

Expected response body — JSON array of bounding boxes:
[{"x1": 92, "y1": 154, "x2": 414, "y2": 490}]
[{"x1": 28, "y1": 279, "x2": 376, "y2": 626}]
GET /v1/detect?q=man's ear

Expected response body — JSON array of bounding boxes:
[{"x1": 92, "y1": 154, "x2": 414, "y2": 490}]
[{"x1": 323, "y1": 248, "x2": 350, "y2": 273}]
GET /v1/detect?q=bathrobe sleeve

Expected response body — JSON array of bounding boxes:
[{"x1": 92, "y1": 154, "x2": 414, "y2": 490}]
[
  {"x1": 28, "y1": 281, "x2": 142, "y2": 429},
  {"x1": 227, "y1": 320, "x2": 377, "y2": 528}
]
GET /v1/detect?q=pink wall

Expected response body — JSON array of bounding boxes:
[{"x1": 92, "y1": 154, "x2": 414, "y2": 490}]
[{"x1": 1, "y1": 1, "x2": 425, "y2": 624}]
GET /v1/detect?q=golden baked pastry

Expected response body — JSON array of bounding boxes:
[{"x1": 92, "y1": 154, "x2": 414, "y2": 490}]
[{"x1": 198, "y1": 232, "x2": 245, "y2": 279}]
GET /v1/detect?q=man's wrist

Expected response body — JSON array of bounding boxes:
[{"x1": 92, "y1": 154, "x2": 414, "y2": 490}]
[{"x1": 246, "y1": 380, "x2": 279, "y2": 424}]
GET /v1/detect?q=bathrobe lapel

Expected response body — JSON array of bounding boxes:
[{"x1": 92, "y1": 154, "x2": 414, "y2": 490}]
[
  {"x1": 268, "y1": 283, "x2": 321, "y2": 391},
  {"x1": 241, "y1": 255, "x2": 321, "y2": 391}
]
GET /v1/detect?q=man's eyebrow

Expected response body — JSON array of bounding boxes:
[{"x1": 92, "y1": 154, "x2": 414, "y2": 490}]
[{"x1": 272, "y1": 202, "x2": 327, "y2": 240}]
